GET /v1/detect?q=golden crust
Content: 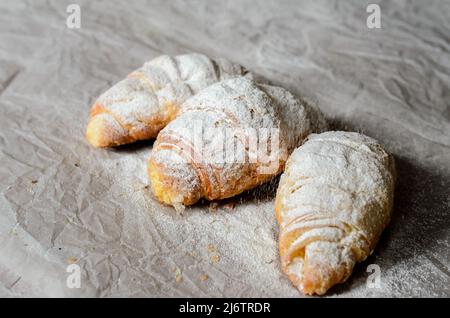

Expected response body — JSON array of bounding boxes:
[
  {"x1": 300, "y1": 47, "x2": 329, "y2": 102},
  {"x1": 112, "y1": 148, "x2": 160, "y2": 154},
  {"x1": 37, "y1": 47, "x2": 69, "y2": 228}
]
[
  {"x1": 148, "y1": 157, "x2": 203, "y2": 206},
  {"x1": 276, "y1": 131, "x2": 396, "y2": 295},
  {"x1": 86, "y1": 54, "x2": 248, "y2": 148},
  {"x1": 86, "y1": 101, "x2": 180, "y2": 148},
  {"x1": 147, "y1": 77, "x2": 327, "y2": 207}
]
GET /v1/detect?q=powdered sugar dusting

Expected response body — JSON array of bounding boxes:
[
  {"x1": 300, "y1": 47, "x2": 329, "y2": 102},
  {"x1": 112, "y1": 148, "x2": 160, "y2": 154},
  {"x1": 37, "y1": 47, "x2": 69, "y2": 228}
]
[
  {"x1": 149, "y1": 77, "x2": 327, "y2": 205},
  {"x1": 87, "y1": 53, "x2": 250, "y2": 146},
  {"x1": 276, "y1": 131, "x2": 396, "y2": 294}
]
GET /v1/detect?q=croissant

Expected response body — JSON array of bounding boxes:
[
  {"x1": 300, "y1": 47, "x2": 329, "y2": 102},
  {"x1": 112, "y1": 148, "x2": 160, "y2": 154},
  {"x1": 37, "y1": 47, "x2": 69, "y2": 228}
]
[
  {"x1": 86, "y1": 53, "x2": 250, "y2": 147},
  {"x1": 275, "y1": 131, "x2": 396, "y2": 295},
  {"x1": 148, "y1": 77, "x2": 327, "y2": 207}
]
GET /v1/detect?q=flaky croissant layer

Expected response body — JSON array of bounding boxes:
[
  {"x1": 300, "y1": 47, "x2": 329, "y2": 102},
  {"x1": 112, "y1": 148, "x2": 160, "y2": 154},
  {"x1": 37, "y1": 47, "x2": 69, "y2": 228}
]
[
  {"x1": 275, "y1": 131, "x2": 396, "y2": 295},
  {"x1": 148, "y1": 77, "x2": 327, "y2": 207},
  {"x1": 86, "y1": 53, "x2": 250, "y2": 147}
]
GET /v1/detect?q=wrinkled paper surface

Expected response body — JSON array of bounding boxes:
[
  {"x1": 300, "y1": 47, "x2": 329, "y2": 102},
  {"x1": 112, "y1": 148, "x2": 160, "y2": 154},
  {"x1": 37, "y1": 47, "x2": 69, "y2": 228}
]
[{"x1": 0, "y1": 0, "x2": 449, "y2": 297}]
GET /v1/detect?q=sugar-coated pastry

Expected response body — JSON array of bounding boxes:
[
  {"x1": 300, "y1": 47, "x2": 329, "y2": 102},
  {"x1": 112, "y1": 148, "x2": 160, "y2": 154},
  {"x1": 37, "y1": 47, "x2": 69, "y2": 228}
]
[
  {"x1": 275, "y1": 131, "x2": 396, "y2": 295},
  {"x1": 86, "y1": 53, "x2": 250, "y2": 147},
  {"x1": 148, "y1": 77, "x2": 327, "y2": 207}
]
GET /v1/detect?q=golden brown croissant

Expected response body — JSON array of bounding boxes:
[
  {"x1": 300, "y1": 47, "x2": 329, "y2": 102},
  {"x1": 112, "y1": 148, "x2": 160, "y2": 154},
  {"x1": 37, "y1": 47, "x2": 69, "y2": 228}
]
[
  {"x1": 148, "y1": 77, "x2": 327, "y2": 208},
  {"x1": 86, "y1": 53, "x2": 250, "y2": 147},
  {"x1": 275, "y1": 131, "x2": 396, "y2": 295}
]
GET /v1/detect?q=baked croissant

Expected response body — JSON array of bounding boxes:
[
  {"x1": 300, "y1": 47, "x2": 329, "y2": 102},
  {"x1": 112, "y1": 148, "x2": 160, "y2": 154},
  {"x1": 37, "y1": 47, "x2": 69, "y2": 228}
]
[
  {"x1": 148, "y1": 77, "x2": 327, "y2": 207},
  {"x1": 275, "y1": 131, "x2": 396, "y2": 295},
  {"x1": 86, "y1": 53, "x2": 250, "y2": 147}
]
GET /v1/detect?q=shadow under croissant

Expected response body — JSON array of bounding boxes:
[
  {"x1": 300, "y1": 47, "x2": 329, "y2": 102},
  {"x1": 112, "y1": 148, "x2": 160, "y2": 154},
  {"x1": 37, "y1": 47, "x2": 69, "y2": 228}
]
[
  {"x1": 111, "y1": 138, "x2": 156, "y2": 153},
  {"x1": 187, "y1": 175, "x2": 282, "y2": 213}
]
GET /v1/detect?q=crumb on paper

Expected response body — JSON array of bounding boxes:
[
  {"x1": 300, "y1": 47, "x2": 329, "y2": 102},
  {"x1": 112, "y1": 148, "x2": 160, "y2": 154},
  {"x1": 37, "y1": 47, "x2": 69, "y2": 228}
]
[
  {"x1": 173, "y1": 203, "x2": 185, "y2": 215},
  {"x1": 200, "y1": 274, "x2": 209, "y2": 281},
  {"x1": 66, "y1": 215, "x2": 75, "y2": 224},
  {"x1": 31, "y1": 180, "x2": 38, "y2": 184},
  {"x1": 207, "y1": 244, "x2": 220, "y2": 263},
  {"x1": 211, "y1": 254, "x2": 220, "y2": 264},
  {"x1": 74, "y1": 163, "x2": 80, "y2": 167},
  {"x1": 133, "y1": 182, "x2": 148, "y2": 192},
  {"x1": 208, "y1": 202, "x2": 218, "y2": 213},
  {"x1": 67, "y1": 256, "x2": 77, "y2": 264},
  {"x1": 207, "y1": 244, "x2": 216, "y2": 253},
  {"x1": 223, "y1": 201, "x2": 235, "y2": 210},
  {"x1": 173, "y1": 267, "x2": 183, "y2": 283}
]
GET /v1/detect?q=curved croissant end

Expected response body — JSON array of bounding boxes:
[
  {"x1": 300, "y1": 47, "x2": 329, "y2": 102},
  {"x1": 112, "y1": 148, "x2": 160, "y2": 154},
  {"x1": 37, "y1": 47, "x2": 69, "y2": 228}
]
[
  {"x1": 86, "y1": 111, "x2": 130, "y2": 148},
  {"x1": 147, "y1": 77, "x2": 328, "y2": 208},
  {"x1": 86, "y1": 99, "x2": 179, "y2": 148},
  {"x1": 275, "y1": 131, "x2": 396, "y2": 295},
  {"x1": 148, "y1": 148, "x2": 203, "y2": 206},
  {"x1": 278, "y1": 223, "x2": 367, "y2": 295},
  {"x1": 86, "y1": 54, "x2": 250, "y2": 148}
]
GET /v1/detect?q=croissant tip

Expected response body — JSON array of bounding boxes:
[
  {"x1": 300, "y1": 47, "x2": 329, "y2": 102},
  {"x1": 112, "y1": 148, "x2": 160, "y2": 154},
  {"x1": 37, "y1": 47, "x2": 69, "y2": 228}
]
[
  {"x1": 282, "y1": 256, "x2": 334, "y2": 296},
  {"x1": 86, "y1": 111, "x2": 131, "y2": 148},
  {"x1": 301, "y1": 277, "x2": 328, "y2": 296},
  {"x1": 86, "y1": 118, "x2": 112, "y2": 148},
  {"x1": 86, "y1": 123, "x2": 107, "y2": 148}
]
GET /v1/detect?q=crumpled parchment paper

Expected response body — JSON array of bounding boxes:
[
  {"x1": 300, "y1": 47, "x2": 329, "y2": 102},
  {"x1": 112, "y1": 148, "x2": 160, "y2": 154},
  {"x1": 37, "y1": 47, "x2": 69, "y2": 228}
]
[{"x1": 0, "y1": 0, "x2": 449, "y2": 297}]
